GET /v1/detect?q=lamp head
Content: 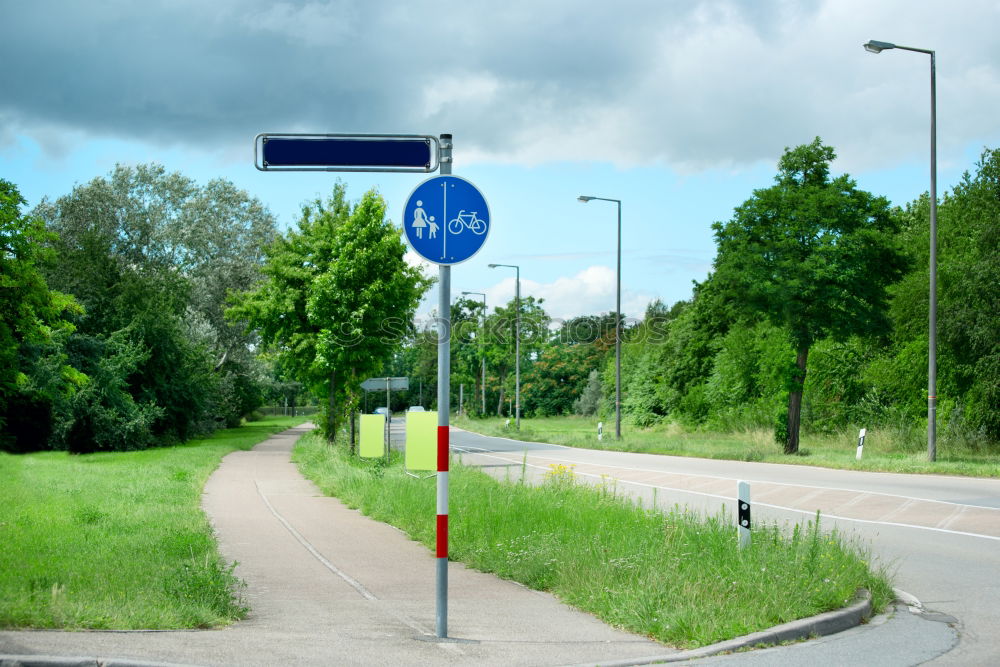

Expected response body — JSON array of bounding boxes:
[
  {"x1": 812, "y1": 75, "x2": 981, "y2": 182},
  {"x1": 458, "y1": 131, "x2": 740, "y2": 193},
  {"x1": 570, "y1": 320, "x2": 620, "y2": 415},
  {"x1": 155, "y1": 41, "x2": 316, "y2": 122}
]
[
  {"x1": 488, "y1": 263, "x2": 498, "y2": 268},
  {"x1": 864, "y1": 40, "x2": 895, "y2": 54},
  {"x1": 578, "y1": 195, "x2": 594, "y2": 202}
]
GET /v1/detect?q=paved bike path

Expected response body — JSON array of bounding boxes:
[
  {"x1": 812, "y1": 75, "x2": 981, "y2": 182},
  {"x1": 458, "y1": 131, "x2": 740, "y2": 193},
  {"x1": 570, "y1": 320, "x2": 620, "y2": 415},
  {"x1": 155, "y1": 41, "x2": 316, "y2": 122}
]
[{"x1": 0, "y1": 425, "x2": 668, "y2": 666}]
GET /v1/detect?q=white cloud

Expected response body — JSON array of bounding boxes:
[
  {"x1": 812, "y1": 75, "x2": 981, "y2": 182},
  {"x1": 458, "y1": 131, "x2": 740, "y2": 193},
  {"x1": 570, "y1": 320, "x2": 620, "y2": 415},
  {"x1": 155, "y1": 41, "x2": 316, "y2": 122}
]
[{"x1": 485, "y1": 265, "x2": 654, "y2": 322}]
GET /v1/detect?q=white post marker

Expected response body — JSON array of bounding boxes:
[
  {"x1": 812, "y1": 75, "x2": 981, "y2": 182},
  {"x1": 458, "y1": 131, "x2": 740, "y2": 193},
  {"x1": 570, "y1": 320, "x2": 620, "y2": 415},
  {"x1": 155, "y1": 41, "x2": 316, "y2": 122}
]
[
  {"x1": 738, "y1": 481, "x2": 751, "y2": 549},
  {"x1": 597, "y1": 421, "x2": 603, "y2": 441},
  {"x1": 856, "y1": 428, "x2": 867, "y2": 460}
]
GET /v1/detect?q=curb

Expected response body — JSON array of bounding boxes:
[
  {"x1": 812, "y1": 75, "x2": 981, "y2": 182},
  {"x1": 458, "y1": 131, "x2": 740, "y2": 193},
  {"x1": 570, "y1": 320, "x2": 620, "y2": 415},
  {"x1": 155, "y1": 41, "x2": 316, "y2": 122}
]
[
  {"x1": 1, "y1": 659, "x2": 198, "y2": 667},
  {"x1": 570, "y1": 588, "x2": 873, "y2": 666},
  {"x1": 2, "y1": 590, "x2": 874, "y2": 667}
]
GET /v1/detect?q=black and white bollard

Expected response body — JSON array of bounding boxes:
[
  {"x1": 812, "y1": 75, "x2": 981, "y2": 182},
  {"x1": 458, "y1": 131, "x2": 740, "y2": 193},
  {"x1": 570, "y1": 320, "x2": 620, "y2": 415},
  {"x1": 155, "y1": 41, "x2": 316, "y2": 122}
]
[
  {"x1": 856, "y1": 428, "x2": 867, "y2": 460},
  {"x1": 738, "y1": 481, "x2": 751, "y2": 549},
  {"x1": 597, "y1": 421, "x2": 604, "y2": 441}
]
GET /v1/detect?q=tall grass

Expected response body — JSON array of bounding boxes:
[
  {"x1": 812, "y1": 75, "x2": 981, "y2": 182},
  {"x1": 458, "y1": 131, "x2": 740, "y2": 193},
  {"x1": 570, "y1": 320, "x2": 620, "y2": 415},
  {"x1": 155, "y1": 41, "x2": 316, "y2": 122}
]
[
  {"x1": 0, "y1": 416, "x2": 306, "y2": 629},
  {"x1": 294, "y1": 434, "x2": 894, "y2": 648},
  {"x1": 454, "y1": 415, "x2": 1000, "y2": 478}
]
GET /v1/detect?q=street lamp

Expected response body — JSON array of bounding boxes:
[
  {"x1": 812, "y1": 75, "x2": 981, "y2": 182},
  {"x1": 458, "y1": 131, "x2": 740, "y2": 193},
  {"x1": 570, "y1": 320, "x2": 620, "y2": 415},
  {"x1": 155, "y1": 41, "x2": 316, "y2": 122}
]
[
  {"x1": 461, "y1": 291, "x2": 487, "y2": 415},
  {"x1": 578, "y1": 195, "x2": 622, "y2": 440},
  {"x1": 488, "y1": 263, "x2": 520, "y2": 430},
  {"x1": 864, "y1": 39, "x2": 938, "y2": 462}
]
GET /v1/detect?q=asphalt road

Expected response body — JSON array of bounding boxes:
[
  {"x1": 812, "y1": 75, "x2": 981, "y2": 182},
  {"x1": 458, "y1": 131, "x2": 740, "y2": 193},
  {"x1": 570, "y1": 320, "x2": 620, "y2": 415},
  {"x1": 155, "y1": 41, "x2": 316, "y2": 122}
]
[{"x1": 449, "y1": 426, "x2": 1000, "y2": 665}]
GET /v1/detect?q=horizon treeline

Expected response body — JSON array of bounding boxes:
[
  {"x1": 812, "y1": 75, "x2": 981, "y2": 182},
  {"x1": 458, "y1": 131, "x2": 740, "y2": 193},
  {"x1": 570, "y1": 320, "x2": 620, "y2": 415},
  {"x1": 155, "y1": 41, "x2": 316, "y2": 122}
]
[
  {"x1": 3, "y1": 142, "x2": 997, "y2": 453},
  {"x1": 397, "y1": 144, "x2": 1000, "y2": 452}
]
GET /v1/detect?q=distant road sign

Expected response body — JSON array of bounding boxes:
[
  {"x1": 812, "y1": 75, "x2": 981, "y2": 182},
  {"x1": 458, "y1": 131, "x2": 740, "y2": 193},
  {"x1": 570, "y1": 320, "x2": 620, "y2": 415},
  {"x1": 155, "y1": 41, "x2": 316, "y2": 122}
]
[
  {"x1": 254, "y1": 134, "x2": 439, "y2": 172},
  {"x1": 361, "y1": 377, "x2": 409, "y2": 391},
  {"x1": 403, "y1": 175, "x2": 490, "y2": 265}
]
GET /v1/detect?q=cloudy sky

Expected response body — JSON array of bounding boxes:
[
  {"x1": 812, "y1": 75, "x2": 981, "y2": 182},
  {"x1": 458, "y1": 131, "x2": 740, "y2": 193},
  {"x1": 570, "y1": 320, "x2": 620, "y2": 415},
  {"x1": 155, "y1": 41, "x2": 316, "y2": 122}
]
[{"x1": 3, "y1": 0, "x2": 999, "y2": 322}]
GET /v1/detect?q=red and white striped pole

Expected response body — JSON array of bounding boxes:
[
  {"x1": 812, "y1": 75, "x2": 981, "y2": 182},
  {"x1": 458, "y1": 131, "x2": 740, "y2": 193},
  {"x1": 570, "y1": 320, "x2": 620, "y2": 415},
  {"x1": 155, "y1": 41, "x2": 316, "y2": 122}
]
[{"x1": 435, "y1": 134, "x2": 453, "y2": 638}]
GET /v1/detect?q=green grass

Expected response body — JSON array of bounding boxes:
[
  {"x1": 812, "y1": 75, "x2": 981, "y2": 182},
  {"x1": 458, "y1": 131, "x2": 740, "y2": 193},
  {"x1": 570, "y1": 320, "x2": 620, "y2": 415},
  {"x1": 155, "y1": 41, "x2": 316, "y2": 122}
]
[
  {"x1": 0, "y1": 416, "x2": 306, "y2": 629},
  {"x1": 454, "y1": 415, "x2": 1000, "y2": 478},
  {"x1": 293, "y1": 434, "x2": 894, "y2": 648}
]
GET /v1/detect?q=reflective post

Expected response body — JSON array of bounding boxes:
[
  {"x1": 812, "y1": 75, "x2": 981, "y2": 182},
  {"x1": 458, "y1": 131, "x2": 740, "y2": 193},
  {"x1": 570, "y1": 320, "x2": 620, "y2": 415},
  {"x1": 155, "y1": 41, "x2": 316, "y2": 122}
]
[{"x1": 435, "y1": 134, "x2": 452, "y2": 638}]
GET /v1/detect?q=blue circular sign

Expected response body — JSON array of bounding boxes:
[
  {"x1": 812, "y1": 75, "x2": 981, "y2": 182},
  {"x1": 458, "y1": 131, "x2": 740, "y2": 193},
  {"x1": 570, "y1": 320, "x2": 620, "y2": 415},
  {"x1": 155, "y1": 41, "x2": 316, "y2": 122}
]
[{"x1": 402, "y1": 175, "x2": 490, "y2": 265}]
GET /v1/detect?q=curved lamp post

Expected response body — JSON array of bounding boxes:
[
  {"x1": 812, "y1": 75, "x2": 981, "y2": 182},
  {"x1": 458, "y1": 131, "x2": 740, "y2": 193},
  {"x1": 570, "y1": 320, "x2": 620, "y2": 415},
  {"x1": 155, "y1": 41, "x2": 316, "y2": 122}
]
[
  {"x1": 864, "y1": 39, "x2": 938, "y2": 462},
  {"x1": 578, "y1": 195, "x2": 622, "y2": 440}
]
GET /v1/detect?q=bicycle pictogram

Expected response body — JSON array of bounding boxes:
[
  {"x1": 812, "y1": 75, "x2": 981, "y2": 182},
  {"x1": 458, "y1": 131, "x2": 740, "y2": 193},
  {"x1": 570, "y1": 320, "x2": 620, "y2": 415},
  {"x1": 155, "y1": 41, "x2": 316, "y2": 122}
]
[{"x1": 448, "y1": 210, "x2": 487, "y2": 235}]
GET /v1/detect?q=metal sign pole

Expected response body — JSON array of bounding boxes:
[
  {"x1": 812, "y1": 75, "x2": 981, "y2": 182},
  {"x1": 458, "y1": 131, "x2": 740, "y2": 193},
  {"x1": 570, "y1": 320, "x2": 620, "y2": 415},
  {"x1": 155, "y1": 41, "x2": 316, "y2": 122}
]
[
  {"x1": 385, "y1": 377, "x2": 391, "y2": 460},
  {"x1": 435, "y1": 134, "x2": 453, "y2": 639}
]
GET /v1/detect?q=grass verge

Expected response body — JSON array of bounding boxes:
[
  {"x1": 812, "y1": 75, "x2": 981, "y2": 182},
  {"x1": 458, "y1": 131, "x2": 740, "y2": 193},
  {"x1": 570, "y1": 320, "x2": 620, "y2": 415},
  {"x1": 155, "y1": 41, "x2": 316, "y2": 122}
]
[
  {"x1": 453, "y1": 415, "x2": 1000, "y2": 478},
  {"x1": 293, "y1": 433, "x2": 894, "y2": 648},
  {"x1": 0, "y1": 416, "x2": 307, "y2": 629}
]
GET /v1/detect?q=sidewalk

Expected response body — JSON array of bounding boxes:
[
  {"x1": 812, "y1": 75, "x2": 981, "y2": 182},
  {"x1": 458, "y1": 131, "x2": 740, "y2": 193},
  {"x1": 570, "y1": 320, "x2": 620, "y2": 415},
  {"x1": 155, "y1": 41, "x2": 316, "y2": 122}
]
[{"x1": 0, "y1": 426, "x2": 671, "y2": 666}]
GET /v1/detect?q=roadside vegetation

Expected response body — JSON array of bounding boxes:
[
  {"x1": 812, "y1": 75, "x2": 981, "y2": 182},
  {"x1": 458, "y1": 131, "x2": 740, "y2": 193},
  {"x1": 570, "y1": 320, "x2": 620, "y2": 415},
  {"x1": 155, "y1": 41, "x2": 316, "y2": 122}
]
[
  {"x1": 294, "y1": 432, "x2": 894, "y2": 648},
  {"x1": 0, "y1": 416, "x2": 305, "y2": 629},
  {"x1": 394, "y1": 145, "x2": 1000, "y2": 463},
  {"x1": 453, "y1": 415, "x2": 1000, "y2": 478},
  {"x1": 1, "y1": 170, "x2": 309, "y2": 455}
]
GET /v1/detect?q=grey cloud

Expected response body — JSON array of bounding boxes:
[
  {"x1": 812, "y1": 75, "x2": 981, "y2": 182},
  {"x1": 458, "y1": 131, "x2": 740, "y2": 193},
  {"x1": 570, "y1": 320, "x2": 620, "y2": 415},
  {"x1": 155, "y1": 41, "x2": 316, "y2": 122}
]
[{"x1": 3, "y1": 1, "x2": 999, "y2": 169}]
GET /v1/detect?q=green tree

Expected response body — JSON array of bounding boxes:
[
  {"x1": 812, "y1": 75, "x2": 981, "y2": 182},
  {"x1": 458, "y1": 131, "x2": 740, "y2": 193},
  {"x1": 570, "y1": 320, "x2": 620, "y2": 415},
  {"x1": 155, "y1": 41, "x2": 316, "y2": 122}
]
[
  {"x1": 880, "y1": 147, "x2": 1000, "y2": 443},
  {"x1": 481, "y1": 296, "x2": 550, "y2": 416},
  {"x1": 35, "y1": 164, "x2": 276, "y2": 445},
  {"x1": 228, "y1": 185, "x2": 351, "y2": 437},
  {"x1": 710, "y1": 138, "x2": 908, "y2": 453},
  {"x1": 451, "y1": 296, "x2": 487, "y2": 414},
  {"x1": 0, "y1": 179, "x2": 83, "y2": 449},
  {"x1": 230, "y1": 185, "x2": 429, "y2": 442},
  {"x1": 522, "y1": 341, "x2": 604, "y2": 416},
  {"x1": 307, "y1": 189, "x2": 430, "y2": 439}
]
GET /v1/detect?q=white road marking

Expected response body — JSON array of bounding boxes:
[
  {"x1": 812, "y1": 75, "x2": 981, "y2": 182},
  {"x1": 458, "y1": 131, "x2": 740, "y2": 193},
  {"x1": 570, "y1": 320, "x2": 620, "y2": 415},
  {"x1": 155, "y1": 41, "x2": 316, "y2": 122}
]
[{"x1": 452, "y1": 446, "x2": 1000, "y2": 543}]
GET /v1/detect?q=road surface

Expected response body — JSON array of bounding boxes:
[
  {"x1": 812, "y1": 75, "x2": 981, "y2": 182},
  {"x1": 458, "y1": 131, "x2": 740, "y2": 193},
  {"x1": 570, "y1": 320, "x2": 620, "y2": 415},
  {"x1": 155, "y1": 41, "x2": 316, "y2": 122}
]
[{"x1": 449, "y1": 426, "x2": 999, "y2": 665}]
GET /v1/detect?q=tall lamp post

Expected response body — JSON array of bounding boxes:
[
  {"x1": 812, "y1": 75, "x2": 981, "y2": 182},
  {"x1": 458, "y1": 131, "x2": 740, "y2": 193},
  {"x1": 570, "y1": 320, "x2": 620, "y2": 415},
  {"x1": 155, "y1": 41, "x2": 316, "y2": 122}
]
[
  {"x1": 864, "y1": 39, "x2": 938, "y2": 462},
  {"x1": 461, "y1": 291, "x2": 488, "y2": 415},
  {"x1": 488, "y1": 263, "x2": 520, "y2": 430},
  {"x1": 578, "y1": 195, "x2": 622, "y2": 440}
]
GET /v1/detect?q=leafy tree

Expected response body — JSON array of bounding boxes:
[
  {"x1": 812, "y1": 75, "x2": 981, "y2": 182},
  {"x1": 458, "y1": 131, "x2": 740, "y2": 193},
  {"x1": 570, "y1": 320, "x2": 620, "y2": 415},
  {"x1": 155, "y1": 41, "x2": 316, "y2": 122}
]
[
  {"x1": 308, "y1": 189, "x2": 430, "y2": 438},
  {"x1": 31, "y1": 164, "x2": 276, "y2": 447},
  {"x1": 228, "y1": 185, "x2": 351, "y2": 437},
  {"x1": 451, "y1": 296, "x2": 487, "y2": 414},
  {"x1": 556, "y1": 313, "x2": 617, "y2": 348},
  {"x1": 0, "y1": 179, "x2": 83, "y2": 449},
  {"x1": 522, "y1": 341, "x2": 604, "y2": 416},
  {"x1": 710, "y1": 138, "x2": 908, "y2": 453},
  {"x1": 880, "y1": 147, "x2": 1000, "y2": 443},
  {"x1": 230, "y1": 185, "x2": 430, "y2": 442},
  {"x1": 481, "y1": 296, "x2": 550, "y2": 415}
]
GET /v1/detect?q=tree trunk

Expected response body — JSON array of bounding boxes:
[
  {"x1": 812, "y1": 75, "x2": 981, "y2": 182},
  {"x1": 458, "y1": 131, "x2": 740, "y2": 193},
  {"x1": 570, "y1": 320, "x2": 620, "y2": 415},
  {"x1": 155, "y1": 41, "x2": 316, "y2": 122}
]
[
  {"x1": 785, "y1": 346, "x2": 810, "y2": 455},
  {"x1": 349, "y1": 409, "x2": 356, "y2": 455},
  {"x1": 349, "y1": 368, "x2": 356, "y2": 455},
  {"x1": 496, "y1": 377, "x2": 506, "y2": 417},
  {"x1": 327, "y1": 369, "x2": 336, "y2": 444}
]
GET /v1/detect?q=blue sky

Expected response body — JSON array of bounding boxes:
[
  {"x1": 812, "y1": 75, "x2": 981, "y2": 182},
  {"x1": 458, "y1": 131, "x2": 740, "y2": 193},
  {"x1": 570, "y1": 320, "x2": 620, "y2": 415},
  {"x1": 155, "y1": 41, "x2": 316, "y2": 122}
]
[{"x1": 3, "y1": 1, "x2": 999, "y2": 323}]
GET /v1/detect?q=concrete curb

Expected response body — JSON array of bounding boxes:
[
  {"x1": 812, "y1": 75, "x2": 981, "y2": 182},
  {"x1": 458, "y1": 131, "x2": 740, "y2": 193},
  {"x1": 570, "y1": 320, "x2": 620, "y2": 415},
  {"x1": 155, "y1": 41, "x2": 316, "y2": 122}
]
[
  {"x1": 1, "y1": 590, "x2": 876, "y2": 667},
  {"x1": 570, "y1": 588, "x2": 873, "y2": 666},
  {"x1": 1, "y1": 658, "x2": 197, "y2": 667}
]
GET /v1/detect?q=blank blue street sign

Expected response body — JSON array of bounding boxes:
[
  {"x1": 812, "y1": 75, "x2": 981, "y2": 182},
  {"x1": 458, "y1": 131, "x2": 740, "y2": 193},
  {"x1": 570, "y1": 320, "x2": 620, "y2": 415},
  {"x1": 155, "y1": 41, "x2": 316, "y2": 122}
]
[
  {"x1": 403, "y1": 176, "x2": 490, "y2": 265},
  {"x1": 254, "y1": 134, "x2": 439, "y2": 172}
]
